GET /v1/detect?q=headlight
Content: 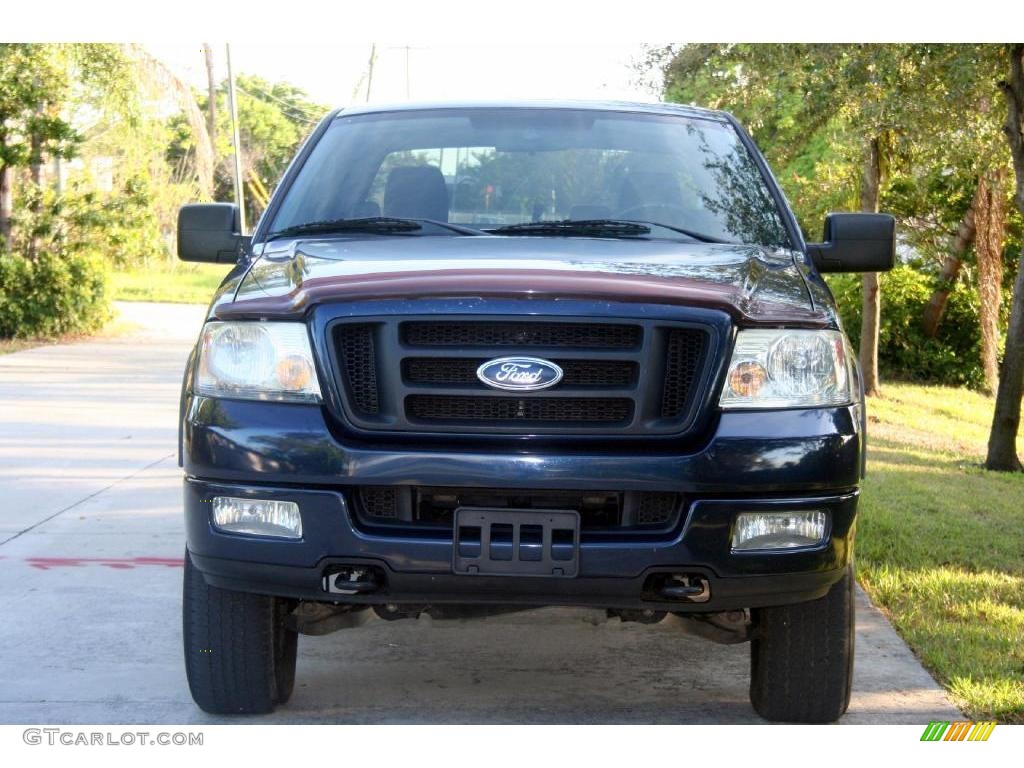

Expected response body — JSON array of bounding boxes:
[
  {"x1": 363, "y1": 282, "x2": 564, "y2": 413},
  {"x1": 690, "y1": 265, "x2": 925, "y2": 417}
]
[
  {"x1": 719, "y1": 329, "x2": 852, "y2": 409},
  {"x1": 195, "y1": 322, "x2": 321, "y2": 402}
]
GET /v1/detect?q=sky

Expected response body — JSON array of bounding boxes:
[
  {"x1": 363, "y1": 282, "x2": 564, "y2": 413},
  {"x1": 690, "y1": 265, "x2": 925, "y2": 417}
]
[{"x1": 144, "y1": 44, "x2": 661, "y2": 113}]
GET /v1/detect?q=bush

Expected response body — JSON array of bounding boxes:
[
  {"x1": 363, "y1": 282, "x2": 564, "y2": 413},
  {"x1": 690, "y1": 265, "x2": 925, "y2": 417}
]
[
  {"x1": 0, "y1": 249, "x2": 109, "y2": 339},
  {"x1": 826, "y1": 266, "x2": 987, "y2": 389}
]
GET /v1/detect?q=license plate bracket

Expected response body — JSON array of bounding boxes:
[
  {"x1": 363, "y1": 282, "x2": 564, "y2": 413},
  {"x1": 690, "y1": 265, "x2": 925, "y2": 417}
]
[{"x1": 453, "y1": 507, "x2": 580, "y2": 577}]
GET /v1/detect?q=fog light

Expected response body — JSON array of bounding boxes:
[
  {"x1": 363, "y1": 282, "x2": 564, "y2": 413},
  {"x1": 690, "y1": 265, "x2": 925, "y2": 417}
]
[
  {"x1": 211, "y1": 496, "x2": 302, "y2": 539},
  {"x1": 731, "y1": 510, "x2": 827, "y2": 551}
]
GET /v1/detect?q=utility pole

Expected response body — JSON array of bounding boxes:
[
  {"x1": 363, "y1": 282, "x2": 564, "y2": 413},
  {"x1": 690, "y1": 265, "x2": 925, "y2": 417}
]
[
  {"x1": 404, "y1": 45, "x2": 411, "y2": 98},
  {"x1": 365, "y1": 43, "x2": 376, "y2": 103},
  {"x1": 226, "y1": 43, "x2": 246, "y2": 233}
]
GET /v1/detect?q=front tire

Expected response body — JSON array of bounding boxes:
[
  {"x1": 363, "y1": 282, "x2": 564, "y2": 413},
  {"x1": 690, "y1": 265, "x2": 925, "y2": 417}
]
[
  {"x1": 749, "y1": 564, "x2": 855, "y2": 723},
  {"x1": 183, "y1": 551, "x2": 298, "y2": 714}
]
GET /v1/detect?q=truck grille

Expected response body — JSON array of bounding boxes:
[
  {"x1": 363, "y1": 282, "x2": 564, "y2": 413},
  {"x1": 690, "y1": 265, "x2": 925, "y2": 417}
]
[
  {"x1": 661, "y1": 329, "x2": 707, "y2": 419},
  {"x1": 403, "y1": 358, "x2": 638, "y2": 388},
  {"x1": 402, "y1": 321, "x2": 641, "y2": 349},
  {"x1": 406, "y1": 395, "x2": 633, "y2": 425},
  {"x1": 334, "y1": 324, "x2": 380, "y2": 415},
  {"x1": 329, "y1": 316, "x2": 714, "y2": 437},
  {"x1": 355, "y1": 486, "x2": 683, "y2": 532}
]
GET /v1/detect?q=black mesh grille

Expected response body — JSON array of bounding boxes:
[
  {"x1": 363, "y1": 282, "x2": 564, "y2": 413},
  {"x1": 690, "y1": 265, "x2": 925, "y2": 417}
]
[
  {"x1": 661, "y1": 329, "x2": 707, "y2": 418},
  {"x1": 333, "y1": 324, "x2": 380, "y2": 414},
  {"x1": 360, "y1": 487, "x2": 398, "y2": 519},
  {"x1": 403, "y1": 358, "x2": 637, "y2": 388},
  {"x1": 406, "y1": 395, "x2": 633, "y2": 424},
  {"x1": 354, "y1": 485, "x2": 682, "y2": 531},
  {"x1": 636, "y1": 492, "x2": 678, "y2": 525},
  {"x1": 402, "y1": 321, "x2": 641, "y2": 349}
]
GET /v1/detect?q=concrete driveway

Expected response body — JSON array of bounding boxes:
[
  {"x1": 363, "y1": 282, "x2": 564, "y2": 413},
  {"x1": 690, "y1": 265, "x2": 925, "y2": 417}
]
[{"x1": 0, "y1": 302, "x2": 962, "y2": 724}]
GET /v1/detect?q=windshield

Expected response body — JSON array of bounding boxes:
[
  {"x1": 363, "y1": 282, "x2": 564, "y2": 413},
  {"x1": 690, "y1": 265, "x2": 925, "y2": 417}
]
[{"x1": 268, "y1": 108, "x2": 790, "y2": 246}]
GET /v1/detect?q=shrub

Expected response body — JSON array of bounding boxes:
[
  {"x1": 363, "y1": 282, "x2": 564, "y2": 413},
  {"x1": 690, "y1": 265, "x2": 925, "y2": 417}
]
[
  {"x1": 0, "y1": 249, "x2": 109, "y2": 339},
  {"x1": 826, "y1": 266, "x2": 987, "y2": 389}
]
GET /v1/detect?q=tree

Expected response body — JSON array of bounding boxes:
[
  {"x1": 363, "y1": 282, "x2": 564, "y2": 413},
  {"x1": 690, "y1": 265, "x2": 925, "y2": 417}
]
[
  {"x1": 975, "y1": 169, "x2": 1008, "y2": 393},
  {"x1": 128, "y1": 44, "x2": 215, "y2": 200},
  {"x1": 909, "y1": 46, "x2": 1009, "y2": 394},
  {"x1": 919, "y1": 170, "x2": 1007, "y2": 395},
  {"x1": 203, "y1": 43, "x2": 217, "y2": 149},
  {"x1": 0, "y1": 45, "x2": 73, "y2": 246},
  {"x1": 0, "y1": 44, "x2": 134, "y2": 248},
  {"x1": 920, "y1": 198, "x2": 976, "y2": 338},
  {"x1": 986, "y1": 44, "x2": 1024, "y2": 472},
  {"x1": 182, "y1": 74, "x2": 324, "y2": 224},
  {"x1": 858, "y1": 136, "x2": 884, "y2": 394}
]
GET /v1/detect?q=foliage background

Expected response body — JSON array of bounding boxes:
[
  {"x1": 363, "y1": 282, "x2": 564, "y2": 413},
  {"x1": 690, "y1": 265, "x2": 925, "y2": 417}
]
[{"x1": 0, "y1": 44, "x2": 323, "y2": 337}]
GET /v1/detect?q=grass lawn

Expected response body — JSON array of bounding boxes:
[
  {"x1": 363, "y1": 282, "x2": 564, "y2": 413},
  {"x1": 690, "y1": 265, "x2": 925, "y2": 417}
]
[
  {"x1": 109, "y1": 262, "x2": 230, "y2": 304},
  {"x1": 858, "y1": 382, "x2": 1024, "y2": 723}
]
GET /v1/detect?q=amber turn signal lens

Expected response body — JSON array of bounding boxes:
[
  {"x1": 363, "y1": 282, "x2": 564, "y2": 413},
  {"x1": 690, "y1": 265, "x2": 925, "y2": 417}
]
[
  {"x1": 276, "y1": 354, "x2": 313, "y2": 390},
  {"x1": 728, "y1": 361, "x2": 767, "y2": 397}
]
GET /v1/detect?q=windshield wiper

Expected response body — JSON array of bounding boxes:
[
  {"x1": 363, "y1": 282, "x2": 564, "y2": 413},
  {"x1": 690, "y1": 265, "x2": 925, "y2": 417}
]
[
  {"x1": 265, "y1": 216, "x2": 483, "y2": 241},
  {"x1": 266, "y1": 217, "x2": 422, "y2": 240},
  {"x1": 487, "y1": 218, "x2": 731, "y2": 244},
  {"x1": 486, "y1": 219, "x2": 652, "y2": 238},
  {"x1": 619, "y1": 220, "x2": 730, "y2": 244}
]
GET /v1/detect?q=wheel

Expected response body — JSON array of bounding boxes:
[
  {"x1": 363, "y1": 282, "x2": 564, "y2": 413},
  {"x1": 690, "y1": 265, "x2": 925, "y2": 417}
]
[
  {"x1": 749, "y1": 564, "x2": 855, "y2": 723},
  {"x1": 182, "y1": 550, "x2": 299, "y2": 714}
]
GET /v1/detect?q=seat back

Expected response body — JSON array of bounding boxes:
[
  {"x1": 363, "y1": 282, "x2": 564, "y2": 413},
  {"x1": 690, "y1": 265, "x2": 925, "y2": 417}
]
[{"x1": 383, "y1": 166, "x2": 449, "y2": 222}]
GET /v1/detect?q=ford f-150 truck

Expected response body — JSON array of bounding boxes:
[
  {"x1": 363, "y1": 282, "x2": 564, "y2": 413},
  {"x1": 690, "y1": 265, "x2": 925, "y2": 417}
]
[{"x1": 176, "y1": 101, "x2": 895, "y2": 722}]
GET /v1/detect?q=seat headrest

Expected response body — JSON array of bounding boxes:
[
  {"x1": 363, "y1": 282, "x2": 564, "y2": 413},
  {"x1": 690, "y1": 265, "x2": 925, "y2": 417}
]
[{"x1": 383, "y1": 165, "x2": 449, "y2": 222}]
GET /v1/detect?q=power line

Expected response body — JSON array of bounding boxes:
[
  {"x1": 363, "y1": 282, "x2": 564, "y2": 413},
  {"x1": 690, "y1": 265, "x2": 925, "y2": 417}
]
[{"x1": 233, "y1": 82, "x2": 320, "y2": 124}]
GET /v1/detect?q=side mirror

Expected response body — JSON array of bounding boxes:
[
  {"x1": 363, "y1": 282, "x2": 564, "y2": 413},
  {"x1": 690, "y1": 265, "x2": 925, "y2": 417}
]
[
  {"x1": 177, "y1": 203, "x2": 250, "y2": 263},
  {"x1": 807, "y1": 213, "x2": 896, "y2": 273}
]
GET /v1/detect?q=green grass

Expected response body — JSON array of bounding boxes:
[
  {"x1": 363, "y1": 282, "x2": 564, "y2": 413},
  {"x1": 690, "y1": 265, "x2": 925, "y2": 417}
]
[
  {"x1": 858, "y1": 382, "x2": 1024, "y2": 723},
  {"x1": 109, "y1": 262, "x2": 230, "y2": 304}
]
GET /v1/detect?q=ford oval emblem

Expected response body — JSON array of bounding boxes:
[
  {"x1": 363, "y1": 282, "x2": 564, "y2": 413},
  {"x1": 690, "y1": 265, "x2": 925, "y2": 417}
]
[{"x1": 476, "y1": 357, "x2": 564, "y2": 392}]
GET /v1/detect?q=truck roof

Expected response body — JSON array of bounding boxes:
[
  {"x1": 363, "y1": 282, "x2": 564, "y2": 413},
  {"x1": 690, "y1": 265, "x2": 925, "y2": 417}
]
[{"x1": 334, "y1": 99, "x2": 730, "y2": 122}]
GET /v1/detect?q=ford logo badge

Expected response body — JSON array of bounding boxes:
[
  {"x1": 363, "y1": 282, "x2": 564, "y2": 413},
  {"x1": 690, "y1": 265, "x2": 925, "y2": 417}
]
[{"x1": 476, "y1": 357, "x2": 563, "y2": 392}]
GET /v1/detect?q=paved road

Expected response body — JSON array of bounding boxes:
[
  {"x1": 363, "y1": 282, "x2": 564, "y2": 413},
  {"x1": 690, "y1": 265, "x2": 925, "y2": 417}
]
[{"x1": 0, "y1": 302, "x2": 962, "y2": 724}]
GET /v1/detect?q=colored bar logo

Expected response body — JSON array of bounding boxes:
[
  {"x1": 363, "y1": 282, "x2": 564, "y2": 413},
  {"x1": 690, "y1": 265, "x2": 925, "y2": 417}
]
[{"x1": 920, "y1": 721, "x2": 997, "y2": 741}]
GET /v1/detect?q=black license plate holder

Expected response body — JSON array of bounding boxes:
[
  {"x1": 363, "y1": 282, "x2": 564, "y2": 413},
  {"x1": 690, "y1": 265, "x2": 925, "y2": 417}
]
[{"x1": 453, "y1": 507, "x2": 580, "y2": 577}]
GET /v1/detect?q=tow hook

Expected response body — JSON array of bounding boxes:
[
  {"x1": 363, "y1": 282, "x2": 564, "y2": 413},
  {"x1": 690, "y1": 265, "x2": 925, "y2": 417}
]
[
  {"x1": 654, "y1": 573, "x2": 711, "y2": 602},
  {"x1": 322, "y1": 565, "x2": 384, "y2": 595}
]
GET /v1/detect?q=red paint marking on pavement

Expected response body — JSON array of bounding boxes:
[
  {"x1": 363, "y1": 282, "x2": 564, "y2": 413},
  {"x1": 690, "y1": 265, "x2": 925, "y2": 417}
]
[{"x1": 25, "y1": 556, "x2": 184, "y2": 571}]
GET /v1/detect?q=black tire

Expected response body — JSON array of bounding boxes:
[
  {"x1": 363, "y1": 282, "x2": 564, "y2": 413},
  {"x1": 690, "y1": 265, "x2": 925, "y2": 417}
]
[
  {"x1": 182, "y1": 550, "x2": 299, "y2": 714},
  {"x1": 272, "y1": 598, "x2": 298, "y2": 705},
  {"x1": 749, "y1": 564, "x2": 855, "y2": 723}
]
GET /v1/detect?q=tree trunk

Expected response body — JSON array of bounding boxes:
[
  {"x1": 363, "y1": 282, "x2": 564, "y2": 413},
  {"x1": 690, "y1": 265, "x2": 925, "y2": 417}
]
[
  {"x1": 921, "y1": 197, "x2": 977, "y2": 337},
  {"x1": 0, "y1": 164, "x2": 11, "y2": 247},
  {"x1": 986, "y1": 44, "x2": 1024, "y2": 472},
  {"x1": 859, "y1": 137, "x2": 883, "y2": 397},
  {"x1": 975, "y1": 170, "x2": 1007, "y2": 395},
  {"x1": 203, "y1": 43, "x2": 217, "y2": 150},
  {"x1": 29, "y1": 131, "x2": 44, "y2": 186}
]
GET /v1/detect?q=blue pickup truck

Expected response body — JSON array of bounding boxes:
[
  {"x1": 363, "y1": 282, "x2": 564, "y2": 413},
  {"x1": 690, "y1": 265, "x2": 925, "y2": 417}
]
[{"x1": 176, "y1": 101, "x2": 894, "y2": 722}]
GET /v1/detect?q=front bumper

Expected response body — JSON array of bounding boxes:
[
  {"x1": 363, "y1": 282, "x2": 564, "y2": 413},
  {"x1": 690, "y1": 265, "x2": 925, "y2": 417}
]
[{"x1": 182, "y1": 398, "x2": 862, "y2": 612}]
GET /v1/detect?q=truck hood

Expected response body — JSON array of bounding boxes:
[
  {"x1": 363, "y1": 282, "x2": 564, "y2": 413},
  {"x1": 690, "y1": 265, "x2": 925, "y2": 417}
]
[{"x1": 217, "y1": 236, "x2": 827, "y2": 326}]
